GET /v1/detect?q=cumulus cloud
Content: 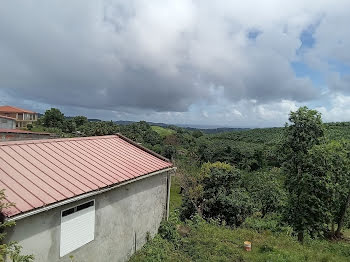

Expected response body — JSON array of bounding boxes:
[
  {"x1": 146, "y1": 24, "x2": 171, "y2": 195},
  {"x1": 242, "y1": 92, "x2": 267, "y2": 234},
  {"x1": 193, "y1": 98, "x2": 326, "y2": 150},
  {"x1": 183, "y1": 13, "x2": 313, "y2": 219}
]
[{"x1": 0, "y1": 0, "x2": 350, "y2": 125}]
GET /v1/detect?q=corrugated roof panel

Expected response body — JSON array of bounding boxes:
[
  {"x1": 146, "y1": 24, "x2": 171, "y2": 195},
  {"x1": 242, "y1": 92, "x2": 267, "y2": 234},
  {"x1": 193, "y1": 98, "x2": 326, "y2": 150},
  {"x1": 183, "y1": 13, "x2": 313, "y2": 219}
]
[
  {"x1": 90, "y1": 139, "x2": 156, "y2": 175},
  {"x1": 54, "y1": 141, "x2": 122, "y2": 183},
  {"x1": 8, "y1": 145, "x2": 77, "y2": 197},
  {"x1": 35, "y1": 143, "x2": 108, "y2": 188},
  {"x1": 69, "y1": 140, "x2": 136, "y2": 180},
  {"x1": 0, "y1": 135, "x2": 172, "y2": 217},
  {"x1": 18, "y1": 144, "x2": 91, "y2": 193}
]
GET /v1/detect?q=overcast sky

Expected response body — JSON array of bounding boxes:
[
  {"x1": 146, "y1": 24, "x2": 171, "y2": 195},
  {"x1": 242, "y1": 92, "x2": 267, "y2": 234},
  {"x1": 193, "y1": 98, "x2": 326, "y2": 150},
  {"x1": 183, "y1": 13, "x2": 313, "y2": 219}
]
[{"x1": 1, "y1": 1, "x2": 350, "y2": 127}]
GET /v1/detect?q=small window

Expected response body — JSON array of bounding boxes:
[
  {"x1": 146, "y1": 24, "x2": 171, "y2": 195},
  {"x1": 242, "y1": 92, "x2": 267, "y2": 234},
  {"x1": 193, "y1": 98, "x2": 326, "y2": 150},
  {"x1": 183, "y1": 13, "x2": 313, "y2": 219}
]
[
  {"x1": 77, "y1": 201, "x2": 94, "y2": 211},
  {"x1": 62, "y1": 208, "x2": 75, "y2": 217},
  {"x1": 60, "y1": 200, "x2": 95, "y2": 257}
]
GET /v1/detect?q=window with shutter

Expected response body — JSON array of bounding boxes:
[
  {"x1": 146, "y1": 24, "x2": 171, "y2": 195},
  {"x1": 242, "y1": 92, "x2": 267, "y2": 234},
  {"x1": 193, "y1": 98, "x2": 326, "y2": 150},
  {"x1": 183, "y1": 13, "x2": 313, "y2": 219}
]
[{"x1": 60, "y1": 200, "x2": 95, "y2": 257}]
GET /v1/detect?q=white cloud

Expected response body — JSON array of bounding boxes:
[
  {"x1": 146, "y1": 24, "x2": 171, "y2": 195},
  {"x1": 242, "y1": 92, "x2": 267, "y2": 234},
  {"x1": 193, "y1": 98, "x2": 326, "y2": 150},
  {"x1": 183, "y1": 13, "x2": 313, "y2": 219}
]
[
  {"x1": 316, "y1": 94, "x2": 350, "y2": 123},
  {"x1": 0, "y1": 0, "x2": 350, "y2": 126}
]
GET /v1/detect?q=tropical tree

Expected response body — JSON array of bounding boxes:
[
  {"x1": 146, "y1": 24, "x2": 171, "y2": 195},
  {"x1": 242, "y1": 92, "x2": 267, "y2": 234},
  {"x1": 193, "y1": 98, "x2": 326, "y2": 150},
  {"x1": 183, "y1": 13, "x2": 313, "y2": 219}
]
[
  {"x1": 41, "y1": 108, "x2": 65, "y2": 128},
  {"x1": 282, "y1": 106, "x2": 325, "y2": 242},
  {"x1": 244, "y1": 168, "x2": 287, "y2": 218},
  {"x1": 307, "y1": 141, "x2": 350, "y2": 238},
  {"x1": 72, "y1": 116, "x2": 88, "y2": 127}
]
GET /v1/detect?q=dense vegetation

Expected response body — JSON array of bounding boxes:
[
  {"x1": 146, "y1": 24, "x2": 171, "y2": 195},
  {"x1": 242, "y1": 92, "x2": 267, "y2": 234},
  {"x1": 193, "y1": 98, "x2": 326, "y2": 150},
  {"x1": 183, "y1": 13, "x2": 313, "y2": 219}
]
[
  {"x1": 25, "y1": 107, "x2": 350, "y2": 261},
  {"x1": 130, "y1": 180, "x2": 350, "y2": 262}
]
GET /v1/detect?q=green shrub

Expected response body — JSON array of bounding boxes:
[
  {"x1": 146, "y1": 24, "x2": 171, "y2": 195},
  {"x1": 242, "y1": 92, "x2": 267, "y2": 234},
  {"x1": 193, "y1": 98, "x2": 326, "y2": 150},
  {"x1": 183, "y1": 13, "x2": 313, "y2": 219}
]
[{"x1": 158, "y1": 221, "x2": 179, "y2": 242}]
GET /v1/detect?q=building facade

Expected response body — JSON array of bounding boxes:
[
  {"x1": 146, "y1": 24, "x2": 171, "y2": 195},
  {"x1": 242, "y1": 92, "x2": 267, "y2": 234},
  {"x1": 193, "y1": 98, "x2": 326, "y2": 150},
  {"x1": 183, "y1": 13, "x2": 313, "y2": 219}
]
[
  {"x1": 0, "y1": 116, "x2": 16, "y2": 129},
  {"x1": 6, "y1": 172, "x2": 171, "y2": 262},
  {"x1": 0, "y1": 105, "x2": 38, "y2": 128},
  {"x1": 0, "y1": 135, "x2": 174, "y2": 262}
]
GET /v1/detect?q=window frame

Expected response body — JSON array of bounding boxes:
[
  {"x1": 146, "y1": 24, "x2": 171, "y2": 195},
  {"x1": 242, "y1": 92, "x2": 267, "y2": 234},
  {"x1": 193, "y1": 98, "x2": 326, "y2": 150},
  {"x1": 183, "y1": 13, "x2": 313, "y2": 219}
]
[{"x1": 61, "y1": 199, "x2": 95, "y2": 218}]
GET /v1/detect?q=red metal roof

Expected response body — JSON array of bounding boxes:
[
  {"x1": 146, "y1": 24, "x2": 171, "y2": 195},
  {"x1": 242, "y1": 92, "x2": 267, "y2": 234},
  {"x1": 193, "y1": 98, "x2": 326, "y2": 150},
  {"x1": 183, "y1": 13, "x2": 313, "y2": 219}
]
[
  {"x1": 0, "y1": 116, "x2": 16, "y2": 121},
  {"x1": 0, "y1": 105, "x2": 36, "y2": 114},
  {"x1": 0, "y1": 135, "x2": 172, "y2": 218}
]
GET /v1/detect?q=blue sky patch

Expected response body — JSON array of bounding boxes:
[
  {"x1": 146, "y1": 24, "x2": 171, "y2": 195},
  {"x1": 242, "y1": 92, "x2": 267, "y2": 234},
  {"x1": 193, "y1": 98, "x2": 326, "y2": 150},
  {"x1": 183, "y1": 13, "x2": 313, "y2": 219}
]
[
  {"x1": 291, "y1": 61, "x2": 325, "y2": 86},
  {"x1": 247, "y1": 29, "x2": 261, "y2": 40}
]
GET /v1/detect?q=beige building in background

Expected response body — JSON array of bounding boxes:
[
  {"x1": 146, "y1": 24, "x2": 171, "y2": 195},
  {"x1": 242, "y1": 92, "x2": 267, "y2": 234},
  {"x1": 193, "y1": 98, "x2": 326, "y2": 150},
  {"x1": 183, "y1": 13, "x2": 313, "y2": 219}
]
[{"x1": 0, "y1": 105, "x2": 38, "y2": 128}]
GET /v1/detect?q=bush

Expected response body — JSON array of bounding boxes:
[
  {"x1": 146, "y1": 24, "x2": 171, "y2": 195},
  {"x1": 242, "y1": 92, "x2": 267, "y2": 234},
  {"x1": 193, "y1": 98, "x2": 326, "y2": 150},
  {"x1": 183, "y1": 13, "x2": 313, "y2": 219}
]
[
  {"x1": 204, "y1": 187, "x2": 254, "y2": 227},
  {"x1": 158, "y1": 220, "x2": 179, "y2": 242},
  {"x1": 180, "y1": 162, "x2": 254, "y2": 226}
]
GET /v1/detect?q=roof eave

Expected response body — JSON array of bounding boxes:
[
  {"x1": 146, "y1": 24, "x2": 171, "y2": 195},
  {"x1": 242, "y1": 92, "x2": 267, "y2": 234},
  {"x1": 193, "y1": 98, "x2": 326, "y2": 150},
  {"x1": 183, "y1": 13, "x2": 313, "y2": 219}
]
[{"x1": 4, "y1": 166, "x2": 176, "y2": 222}]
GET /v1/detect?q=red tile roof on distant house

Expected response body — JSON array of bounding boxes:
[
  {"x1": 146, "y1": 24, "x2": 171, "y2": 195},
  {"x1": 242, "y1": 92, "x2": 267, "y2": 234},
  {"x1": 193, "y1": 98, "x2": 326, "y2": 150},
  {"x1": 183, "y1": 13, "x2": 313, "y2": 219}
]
[
  {"x1": 0, "y1": 116, "x2": 16, "y2": 121},
  {"x1": 0, "y1": 135, "x2": 173, "y2": 218},
  {"x1": 0, "y1": 105, "x2": 36, "y2": 114}
]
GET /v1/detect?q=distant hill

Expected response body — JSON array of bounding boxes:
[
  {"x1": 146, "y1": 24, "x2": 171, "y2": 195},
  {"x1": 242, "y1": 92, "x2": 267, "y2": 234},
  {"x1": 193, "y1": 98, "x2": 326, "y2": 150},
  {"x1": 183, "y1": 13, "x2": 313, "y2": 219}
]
[
  {"x1": 185, "y1": 127, "x2": 250, "y2": 134},
  {"x1": 114, "y1": 120, "x2": 250, "y2": 134},
  {"x1": 115, "y1": 120, "x2": 171, "y2": 128},
  {"x1": 114, "y1": 120, "x2": 134, "y2": 125}
]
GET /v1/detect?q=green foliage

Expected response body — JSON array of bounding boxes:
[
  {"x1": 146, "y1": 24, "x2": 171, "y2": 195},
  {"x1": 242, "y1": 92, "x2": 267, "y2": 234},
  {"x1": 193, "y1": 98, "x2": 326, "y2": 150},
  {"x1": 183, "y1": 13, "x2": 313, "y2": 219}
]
[
  {"x1": 192, "y1": 130, "x2": 203, "y2": 138},
  {"x1": 306, "y1": 140, "x2": 350, "y2": 237},
  {"x1": 5, "y1": 244, "x2": 34, "y2": 262},
  {"x1": 163, "y1": 145, "x2": 176, "y2": 160},
  {"x1": 77, "y1": 121, "x2": 119, "y2": 136},
  {"x1": 158, "y1": 220, "x2": 180, "y2": 242},
  {"x1": 121, "y1": 121, "x2": 161, "y2": 146},
  {"x1": 72, "y1": 116, "x2": 88, "y2": 127},
  {"x1": 131, "y1": 179, "x2": 350, "y2": 262},
  {"x1": 282, "y1": 107, "x2": 326, "y2": 241},
  {"x1": 243, "y1": 168, "x2": 287, "y2": 217},
  {"x1": 0, "y1": 190, "x2": 34, "y2": 262},
  {"x1": 242, "y1": 213, "x2": 292, "y2": 234},
  {"x1": 62, "y1": 119, "x2": 76, "y2": 133},
  {"x1": 181, "y1": 162, "x2": 254, "y2": 226},
  {"x1": 151, "y1": 126, "x2": 175, "y2": 138},
  {"x1": 41, "y1": 108, "x2": 65, "y2": 128},
  {"x1": 195, "y1": 128, "x2": 283, "y2": 170}
]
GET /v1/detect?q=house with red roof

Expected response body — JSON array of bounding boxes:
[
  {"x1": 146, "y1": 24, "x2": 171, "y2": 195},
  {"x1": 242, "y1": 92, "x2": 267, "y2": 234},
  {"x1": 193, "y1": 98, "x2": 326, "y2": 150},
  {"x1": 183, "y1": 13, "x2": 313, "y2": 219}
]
[
  {"x1": 1, "y1": 134, "x2": 175, "y2": 262},
  {"x1": 0, "y1": 105, "x2": 38, "y2": 128}
]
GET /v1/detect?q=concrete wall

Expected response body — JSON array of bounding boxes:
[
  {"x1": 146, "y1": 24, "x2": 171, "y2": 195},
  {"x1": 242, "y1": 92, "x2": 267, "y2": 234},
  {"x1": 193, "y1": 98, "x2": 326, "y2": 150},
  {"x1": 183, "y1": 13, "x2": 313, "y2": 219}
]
[
  {"x1": 0, "y1": 132, "x2": 55, "y2": 141},
  {"x1": 5, "y1": 171, "x2": 169, "y2": 262},
  {"x1": 0, "y1": 118, "x2": 16, "y2": 129}
]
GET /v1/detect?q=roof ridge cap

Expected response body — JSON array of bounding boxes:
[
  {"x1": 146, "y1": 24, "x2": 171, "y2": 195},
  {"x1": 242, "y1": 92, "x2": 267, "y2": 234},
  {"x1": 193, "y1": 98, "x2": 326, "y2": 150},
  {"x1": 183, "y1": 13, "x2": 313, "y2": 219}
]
[{"x1": 116, "y1": 133, "x2": 171, "y2": 163}]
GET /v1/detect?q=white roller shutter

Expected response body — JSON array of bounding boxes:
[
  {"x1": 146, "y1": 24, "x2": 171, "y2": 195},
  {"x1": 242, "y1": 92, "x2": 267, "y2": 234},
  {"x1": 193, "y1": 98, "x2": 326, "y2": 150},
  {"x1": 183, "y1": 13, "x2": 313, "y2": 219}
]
[{"x1": 60, "y1": 200, "x2": 95, "y2": 257}]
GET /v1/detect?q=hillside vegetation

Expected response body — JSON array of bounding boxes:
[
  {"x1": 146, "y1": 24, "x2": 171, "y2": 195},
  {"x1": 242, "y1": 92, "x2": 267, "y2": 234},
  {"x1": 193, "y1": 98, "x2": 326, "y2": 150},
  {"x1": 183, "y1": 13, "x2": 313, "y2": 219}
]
[
  {"x1": 130, "y1": 179, "x2": 350, "y2": 262},
  {"x1": 151, "y1": 126, "x2": 175, "y2": 138},
  {"x1": 29, "y1": 107, "x2": 350, "y2": 261}
]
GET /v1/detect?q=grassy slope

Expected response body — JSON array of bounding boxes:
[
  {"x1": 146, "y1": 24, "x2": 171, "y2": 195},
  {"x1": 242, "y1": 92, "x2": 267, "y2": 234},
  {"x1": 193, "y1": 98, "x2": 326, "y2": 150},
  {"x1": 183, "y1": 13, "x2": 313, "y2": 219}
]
[
  {"x1": 129, "y1": 177, "x2": 350, "y2": 262},
  {"x1": 151, "y1": 126, "x2": 175, "y2": 138}
]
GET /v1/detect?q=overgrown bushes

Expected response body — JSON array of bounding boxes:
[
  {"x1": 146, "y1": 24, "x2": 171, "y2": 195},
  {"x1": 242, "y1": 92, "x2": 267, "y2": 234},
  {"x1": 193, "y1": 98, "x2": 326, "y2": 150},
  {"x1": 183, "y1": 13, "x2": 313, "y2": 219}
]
[{"x1": 180, "y1": 162, "x2": 286, "y2": 227}]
